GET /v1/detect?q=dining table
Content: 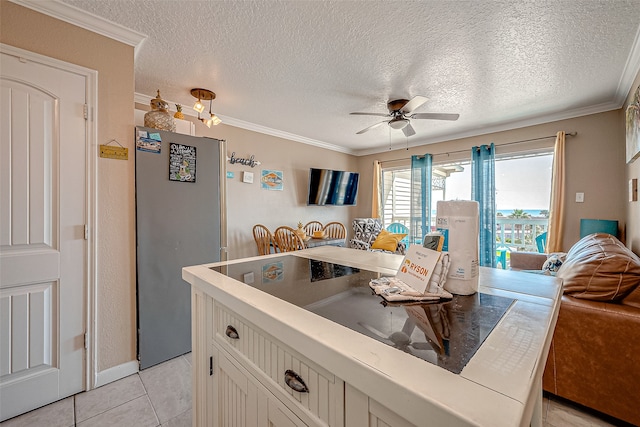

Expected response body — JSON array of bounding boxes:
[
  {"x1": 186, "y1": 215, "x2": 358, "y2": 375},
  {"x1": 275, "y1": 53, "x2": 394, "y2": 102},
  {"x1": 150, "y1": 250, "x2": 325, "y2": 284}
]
[{"x1": 303, "y1": 235, "x2": 346, "y2": 248}]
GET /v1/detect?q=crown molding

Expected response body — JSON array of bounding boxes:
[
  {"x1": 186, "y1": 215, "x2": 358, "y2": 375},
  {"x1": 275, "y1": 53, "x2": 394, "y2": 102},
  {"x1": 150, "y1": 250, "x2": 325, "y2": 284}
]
[
  {"x1": 134, "y1": 92, "x2": 354, "y2": 155},
  {"x1": 9, "y1": 0, "x2": 147, "y2": 55},
  {"x1": 616, "y1": 22, "x2": 640, "y2": 105}
]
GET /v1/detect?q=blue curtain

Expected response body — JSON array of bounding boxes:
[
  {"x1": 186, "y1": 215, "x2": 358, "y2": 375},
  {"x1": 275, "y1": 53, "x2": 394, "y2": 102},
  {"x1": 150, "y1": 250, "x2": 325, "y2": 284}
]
[
  {"x1": 410, "y1": 154, "x2": 432, "y2": 245},
  {"x1": 471, "y1": 144, "x2": 496, "y2": 267}
]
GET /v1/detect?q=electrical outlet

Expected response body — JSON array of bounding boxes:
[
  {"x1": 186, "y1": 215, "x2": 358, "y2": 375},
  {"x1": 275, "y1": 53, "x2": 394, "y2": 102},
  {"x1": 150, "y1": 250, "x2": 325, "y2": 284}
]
[{"x1": 575, "y1": 192, "x2": 584, "y2": 203}]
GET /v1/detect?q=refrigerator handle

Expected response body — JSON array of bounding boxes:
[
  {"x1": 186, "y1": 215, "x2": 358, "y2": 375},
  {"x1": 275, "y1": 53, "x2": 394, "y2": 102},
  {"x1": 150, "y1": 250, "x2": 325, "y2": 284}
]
[{"x1": 219, "y1": 140, "x2": 228, "y2": 262}]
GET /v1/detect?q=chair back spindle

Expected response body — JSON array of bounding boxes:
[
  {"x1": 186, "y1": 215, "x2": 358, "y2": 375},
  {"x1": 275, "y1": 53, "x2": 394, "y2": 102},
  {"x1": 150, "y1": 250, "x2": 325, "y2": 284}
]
[
  {"x1": 322, "y1": 222, "x2": 346, "y2": 239},
  {"x1": 274, "y1": 226, "x2": 306, "y2": 252},
  {"x1": 304, "y1": 221, "x2": 323, "y2": 236},
  {"x1": 252, "y1": 224, "x2": 274, "y2": 255}
]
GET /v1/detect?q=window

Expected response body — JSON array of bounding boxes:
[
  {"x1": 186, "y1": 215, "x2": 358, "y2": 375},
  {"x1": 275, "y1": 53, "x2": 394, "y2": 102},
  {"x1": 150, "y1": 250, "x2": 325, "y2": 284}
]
[
  {"x1": 380, "y1": 150, "x2": 553, "y2": 252},
  {"x1": 495, "y1": 152, "x2": 553, "y2": 251},
  {"x1": 381, "y1": 169, "x2": 411, "y2": 227}
]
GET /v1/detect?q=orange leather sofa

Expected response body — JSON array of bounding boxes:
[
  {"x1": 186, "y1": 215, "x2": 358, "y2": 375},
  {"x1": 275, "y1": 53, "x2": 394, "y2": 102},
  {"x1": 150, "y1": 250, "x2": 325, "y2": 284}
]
[{"x1": 511, "y1": 233, "x2": 640, "y2": 426}]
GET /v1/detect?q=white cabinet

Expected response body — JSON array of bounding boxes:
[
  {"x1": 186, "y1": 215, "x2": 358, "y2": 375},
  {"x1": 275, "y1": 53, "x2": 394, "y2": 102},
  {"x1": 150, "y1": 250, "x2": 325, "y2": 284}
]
[
  {"x1": 214, "y1": 346, "x2": 306, "y2": 427},
  {"x1": 344, "y1": 383, "x2": 416, "y2": 427},
  {"x1": 192, "y1": 287, "x2": 343, "y2": 427},
  {"x1": 214, "y1": 303, "x2": 343, "y2": 426},
  {"x1": 186, "y1": 248, "x2": 562, "y2": 427}
]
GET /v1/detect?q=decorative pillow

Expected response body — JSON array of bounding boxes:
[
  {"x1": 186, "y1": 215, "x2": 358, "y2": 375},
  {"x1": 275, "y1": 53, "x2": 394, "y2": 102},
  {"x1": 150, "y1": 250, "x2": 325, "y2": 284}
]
[
  {"x1": 542, "y1": 252, "x2": 566, "y2": 273},
  {"x1": 371, "y1": 230, "x2": 407, "y2": 252},
  {"x1": 556, "y1": 233, "x2": 640, "y2": 301}
]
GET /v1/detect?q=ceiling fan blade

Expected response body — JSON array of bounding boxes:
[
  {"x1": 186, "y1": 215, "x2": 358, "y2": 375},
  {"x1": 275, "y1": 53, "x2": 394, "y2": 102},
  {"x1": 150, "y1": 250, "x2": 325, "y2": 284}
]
[
  {"x1": 410, "y1": 341, "x2": 433, "y2": 350},
  {"x1": 400, "y1": 95, "x2": 428, "y2": 114},
  {"x1": 356, "y1": 120, "x2": 387, "y2": 134},
  {"x1": 357, "y1": 322, "x2": 392, "y2": 342},
  {"x1": 402, "y1": 123, "x2": 416, "y2": 137},
  {"x1": 410, "y1": 113, "x2": 460, "y2": 121},
  {"x1": 350, "y1": 112, "x2": 390, "y2": 117}
]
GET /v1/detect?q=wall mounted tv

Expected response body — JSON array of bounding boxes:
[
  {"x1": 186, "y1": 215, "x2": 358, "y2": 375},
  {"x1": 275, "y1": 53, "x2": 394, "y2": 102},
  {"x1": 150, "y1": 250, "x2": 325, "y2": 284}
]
[{"x1": 307, "y1": 168, "x2": 359, "y2": 206}]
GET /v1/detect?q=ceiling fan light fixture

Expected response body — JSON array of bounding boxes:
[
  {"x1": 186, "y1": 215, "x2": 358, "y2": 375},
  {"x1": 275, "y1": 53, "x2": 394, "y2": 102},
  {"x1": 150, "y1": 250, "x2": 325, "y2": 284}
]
[{"x1": 388, "y1": 118, "x2": 409, "y2": 130}]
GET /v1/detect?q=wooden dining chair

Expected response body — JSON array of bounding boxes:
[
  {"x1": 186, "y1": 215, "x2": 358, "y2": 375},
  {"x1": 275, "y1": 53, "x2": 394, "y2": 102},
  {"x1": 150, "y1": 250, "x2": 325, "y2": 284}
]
[
  {"x1": 322, "y1": 221, "x2": 346, "y2": 239},
  {"x1": 274, "y1": 226, "x2": 306, "y2": 252},
  {"x1": 252, "y1": 224, "x2": 274, "y2": 255},
  {"x1": 304, "y1": 221, "x2": 323, "y2": 236}
]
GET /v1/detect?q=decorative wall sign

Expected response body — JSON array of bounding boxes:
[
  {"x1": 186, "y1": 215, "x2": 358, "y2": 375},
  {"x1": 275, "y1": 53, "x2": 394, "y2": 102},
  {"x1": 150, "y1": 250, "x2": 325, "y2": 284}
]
[
  {"x1": 169, "y1": 143, "x2": 196, "y2": 183},
  {"x1": 228, "y1": 152, "x2": 261, "y2": 168},
  {"x1": 261, "y1": 170, "x2": 283, "y2": 190},
  {"x1": 626, "y1": 85, "x2": 640, "y2": 163},
  {"x1": 100, "y1": 139, "x2": 128, "y2": 160},
  {"x1": 243, "y1": 171, "x2": 254, "y2": 183},
  {"x1": 136, "y1": 130, "x2": 162, "y2": 153}
]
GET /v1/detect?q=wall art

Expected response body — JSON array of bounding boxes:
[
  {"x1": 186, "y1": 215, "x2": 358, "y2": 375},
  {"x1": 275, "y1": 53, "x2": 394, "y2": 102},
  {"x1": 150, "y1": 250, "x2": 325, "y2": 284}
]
[
  {"x1": 169, "y1": 142, "x2": 196, "y2": 183},
  {"x1": 626, "y1": 85, "x2": 640, "y2": 163},
  {"x1": 228, "y1": 152, "x2": 261, "y2": 168},
  {"x1": 261, "y1": 170, "x2": 283, "y2": 190}
]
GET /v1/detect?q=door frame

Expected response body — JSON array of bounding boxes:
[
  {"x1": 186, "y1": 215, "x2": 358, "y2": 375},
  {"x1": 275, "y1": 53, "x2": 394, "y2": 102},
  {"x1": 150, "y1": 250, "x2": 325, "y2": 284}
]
[{"x1": 1, "y1": 43, "x2": 98, "y2": 391}]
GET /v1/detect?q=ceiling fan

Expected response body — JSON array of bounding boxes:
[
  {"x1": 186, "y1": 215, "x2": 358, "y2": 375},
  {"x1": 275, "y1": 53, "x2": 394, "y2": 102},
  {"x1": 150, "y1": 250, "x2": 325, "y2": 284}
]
[
  {"x1": 350, "y1": 95, "x2": 459, "y2": 137},
  {"x1": 357, "y1": 322, "x2": 434, "y2": 353}
]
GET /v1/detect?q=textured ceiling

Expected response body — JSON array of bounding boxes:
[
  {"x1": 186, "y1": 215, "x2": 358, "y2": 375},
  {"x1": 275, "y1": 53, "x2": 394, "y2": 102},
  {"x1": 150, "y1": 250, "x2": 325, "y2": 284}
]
[{"x1": 41, "y1": 1, "x2": 640, "y2": 154}]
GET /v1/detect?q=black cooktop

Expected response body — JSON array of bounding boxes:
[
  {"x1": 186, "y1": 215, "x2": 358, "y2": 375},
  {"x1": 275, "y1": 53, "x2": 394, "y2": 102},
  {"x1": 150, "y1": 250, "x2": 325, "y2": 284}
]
[{"x1": 212, "y1": 255, "x2": 514, "y2": 374}]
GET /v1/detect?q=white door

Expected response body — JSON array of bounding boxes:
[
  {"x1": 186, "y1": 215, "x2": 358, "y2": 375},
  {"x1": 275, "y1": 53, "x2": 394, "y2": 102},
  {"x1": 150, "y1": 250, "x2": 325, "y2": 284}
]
[{"x1": 0, "y1": 50, "x2": 87, "y2": 421}]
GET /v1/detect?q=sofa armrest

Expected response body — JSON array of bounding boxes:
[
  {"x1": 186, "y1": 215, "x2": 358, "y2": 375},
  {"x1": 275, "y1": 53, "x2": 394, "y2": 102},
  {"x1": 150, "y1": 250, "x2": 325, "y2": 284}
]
[
  {"x1": 509, "y1": 251, "x2": 547, "y2": 270},
  {"x1": 543, "y1": 296, "x2": 640, "y2": 426}
]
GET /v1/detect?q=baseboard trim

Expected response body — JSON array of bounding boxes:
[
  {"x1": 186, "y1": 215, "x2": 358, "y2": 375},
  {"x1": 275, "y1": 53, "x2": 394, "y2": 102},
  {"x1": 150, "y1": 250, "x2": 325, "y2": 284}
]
[{"x1": 94, "y1": 360, "x2": 139, "y2": 388}]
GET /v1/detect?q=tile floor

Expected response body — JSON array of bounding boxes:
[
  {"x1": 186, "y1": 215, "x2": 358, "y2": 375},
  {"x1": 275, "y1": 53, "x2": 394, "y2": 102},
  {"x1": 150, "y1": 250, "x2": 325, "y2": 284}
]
[
  {"x1": 0, "y1": 351, "x2": 624, "y2": 427},
  {"x1": 1, "y1": 353, "x2": 192, "y2": 427}
]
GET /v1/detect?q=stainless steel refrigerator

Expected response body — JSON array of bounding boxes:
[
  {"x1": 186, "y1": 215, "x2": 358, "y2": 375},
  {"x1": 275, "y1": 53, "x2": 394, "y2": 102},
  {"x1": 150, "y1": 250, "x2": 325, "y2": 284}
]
[{"x1": 135, "y1": 126, "x2": 226, "y2": 369}]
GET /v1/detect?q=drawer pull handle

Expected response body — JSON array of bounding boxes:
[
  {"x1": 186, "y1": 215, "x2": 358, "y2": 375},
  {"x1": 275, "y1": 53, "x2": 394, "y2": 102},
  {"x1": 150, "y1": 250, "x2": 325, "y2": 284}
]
[
  {"x1": 284, "y1": 370, "x2": 309, "y2": 393},
  {"x1": 225, "y1": 325, "x2": 239, "y2": 339}
]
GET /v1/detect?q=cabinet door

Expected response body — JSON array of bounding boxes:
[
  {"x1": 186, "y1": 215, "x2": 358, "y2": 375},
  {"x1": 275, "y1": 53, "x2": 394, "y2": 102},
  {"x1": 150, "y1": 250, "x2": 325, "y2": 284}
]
[
  {"x1": 215, "y1": 349, "x2": 309, "y2": 427},
  {"x1": 215, "y1": 302, "x2": 344, "y2": 426},
  {"x1": 215, "y1": 349, "x2": 260, "y2": 427},
  {"x1": 344, "y1": 383, "x2": 415, "y2": 427},
  {"x1": 192, "y1": 289, "x2": 215, "y2": 426},
  {"x1": 267, "y1": 394, "x2": 308, "y2": 427}
]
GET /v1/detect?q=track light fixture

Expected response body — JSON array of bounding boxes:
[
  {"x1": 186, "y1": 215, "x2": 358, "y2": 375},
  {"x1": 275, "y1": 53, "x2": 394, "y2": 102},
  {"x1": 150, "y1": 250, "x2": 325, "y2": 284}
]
[{"x1": 190, "y1": 88, "x2": 221, "y2": 127}]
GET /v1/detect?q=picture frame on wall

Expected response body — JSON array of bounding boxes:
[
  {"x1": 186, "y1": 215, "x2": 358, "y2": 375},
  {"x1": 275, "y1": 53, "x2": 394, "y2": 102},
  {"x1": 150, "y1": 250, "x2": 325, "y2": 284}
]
[
  {"x1": 261, "y1": 170, "x2": 283, "y2": 190},
  {"x1": 626, "y1": 85, "x2": 640, "y2": 164}
]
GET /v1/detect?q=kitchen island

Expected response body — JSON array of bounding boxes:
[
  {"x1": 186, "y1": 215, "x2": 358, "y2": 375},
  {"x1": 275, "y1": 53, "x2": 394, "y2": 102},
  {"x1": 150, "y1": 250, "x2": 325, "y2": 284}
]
[{"x1": 183, "y1": 246, "x2": 562, "y2": 427}]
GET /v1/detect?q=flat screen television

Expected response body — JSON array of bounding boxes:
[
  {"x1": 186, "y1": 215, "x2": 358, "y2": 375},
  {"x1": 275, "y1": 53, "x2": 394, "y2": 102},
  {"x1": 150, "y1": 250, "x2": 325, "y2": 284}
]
[{"x1": 307, "y1": 168, "x2": 359, "y2": 206}]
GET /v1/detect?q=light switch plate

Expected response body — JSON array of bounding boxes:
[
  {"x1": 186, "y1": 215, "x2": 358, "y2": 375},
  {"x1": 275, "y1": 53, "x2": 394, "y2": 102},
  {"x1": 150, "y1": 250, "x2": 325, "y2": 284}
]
[
  {"x1": 243, "y1": 171, "x2": 254, "y2": 183},
  {"x1": 575, "y1": 192, "x2": 584, "y2": 203}
]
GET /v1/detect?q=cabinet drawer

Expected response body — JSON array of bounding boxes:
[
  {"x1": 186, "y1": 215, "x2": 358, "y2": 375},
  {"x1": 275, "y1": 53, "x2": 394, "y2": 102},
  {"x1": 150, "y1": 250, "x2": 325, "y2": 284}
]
[{"x1": 214, "y1": 302, "x2": 342, "y2": 426}]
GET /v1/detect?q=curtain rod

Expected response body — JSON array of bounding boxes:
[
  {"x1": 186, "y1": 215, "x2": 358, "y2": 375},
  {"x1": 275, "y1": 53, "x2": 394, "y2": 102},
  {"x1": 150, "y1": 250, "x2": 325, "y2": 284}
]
[{"x1": 384, "y1": 131, "x2": 577, "y2": 162}]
